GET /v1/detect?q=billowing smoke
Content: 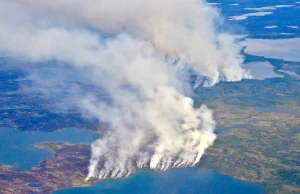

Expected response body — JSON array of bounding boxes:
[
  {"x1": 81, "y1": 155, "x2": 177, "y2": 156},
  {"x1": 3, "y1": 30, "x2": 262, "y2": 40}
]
[{"x1": 0, "y1": 0, "x2": 251, "y2": 180}]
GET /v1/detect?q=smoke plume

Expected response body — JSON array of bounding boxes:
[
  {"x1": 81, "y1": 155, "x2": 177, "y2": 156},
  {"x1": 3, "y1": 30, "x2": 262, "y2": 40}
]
[{"x1": 0, "y1": 0, "x2": 251, "y2": 180}]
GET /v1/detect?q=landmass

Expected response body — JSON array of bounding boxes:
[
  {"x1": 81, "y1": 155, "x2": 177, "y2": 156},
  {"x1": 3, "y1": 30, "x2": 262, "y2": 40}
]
[
  {"x1": 0, "y1": 143, "x2": 95, "y2": 194},
  {"x1": 195, "y1": 76, "x2": 300, "y2": 194},
  {"x1": 199, "y1": 104, "x2": 300, "y2": 194},
  {"x1": 0, "y1": 72, "x2": 299, "y2": 194}
]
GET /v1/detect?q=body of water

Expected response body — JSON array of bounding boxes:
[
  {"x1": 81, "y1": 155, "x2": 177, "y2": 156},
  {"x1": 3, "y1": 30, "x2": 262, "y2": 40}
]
[
  {"x1": 244, "y1": 61, "x2": 283, "y2": 80},
  {"x1": 255, "y1": 107, "x2": 299, "y2": 116},
  {"x1": 0, "y1": 128, "x2": 99, "y2": 169},
  {"x1": 55, "y1": 168, "x2": 264, "y2": 194},
  {"x1": 0, "y1": 128, "x2": 264, "y2": 194}
]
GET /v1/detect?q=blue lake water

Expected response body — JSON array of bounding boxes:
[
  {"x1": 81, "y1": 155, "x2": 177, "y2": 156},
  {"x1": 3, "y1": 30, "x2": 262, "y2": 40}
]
[
  {"x1": 0, "y1": 128, "x2": 99, "y2": 169},
  {"x1": 0, "y1": 127, "x2": 264, "y2": 194},
  {"x1": 244, "y1": 61, "x2": 283, "y2": 80},
  {"x1": 55, "y1": 168, "x2": 264, "y2": 194}
]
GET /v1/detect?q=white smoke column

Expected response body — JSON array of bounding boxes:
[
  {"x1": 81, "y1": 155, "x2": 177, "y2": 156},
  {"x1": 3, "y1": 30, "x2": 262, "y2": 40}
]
[
  {"x1": 5, "y1": 0, "x2": 252, "y2": 86},
  {"x1": 82, "y1": 87, "x2": 216, "y2": 180},
  {"x1": 0, "y1": 0, "x2": 250, "y2": 180}
]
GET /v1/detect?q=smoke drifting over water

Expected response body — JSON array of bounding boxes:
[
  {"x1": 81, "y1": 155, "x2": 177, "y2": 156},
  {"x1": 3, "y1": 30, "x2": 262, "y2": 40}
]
[{"x1": 0, "y1": 0, "x2": 251, "y2": 180}]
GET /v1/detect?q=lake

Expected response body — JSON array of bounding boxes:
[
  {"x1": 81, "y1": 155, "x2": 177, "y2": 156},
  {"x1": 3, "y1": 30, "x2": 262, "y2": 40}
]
[
  {"x1": 0, "y1": 128, "x2": 99, "y2": 169},
  {"x1": 0, "y1": 128, "x2": 264, "y2": 194},
  {"x1": 55, "y1": 168, "x2": 264, "y2": 194}
]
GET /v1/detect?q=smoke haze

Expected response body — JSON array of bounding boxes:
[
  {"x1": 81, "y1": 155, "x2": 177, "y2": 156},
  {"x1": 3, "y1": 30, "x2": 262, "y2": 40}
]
[{"x1": 0, "y1": 0, "x2": 251, "y2": 180}]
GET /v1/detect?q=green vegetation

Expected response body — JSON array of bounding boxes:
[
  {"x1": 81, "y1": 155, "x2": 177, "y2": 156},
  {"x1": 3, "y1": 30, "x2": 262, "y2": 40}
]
[
  {"x1": 1, "y1": 73, "x2": 299, "y2": 194},
  {"x1": 196, "y1": 76, "x2": 300, "y2": 194}
]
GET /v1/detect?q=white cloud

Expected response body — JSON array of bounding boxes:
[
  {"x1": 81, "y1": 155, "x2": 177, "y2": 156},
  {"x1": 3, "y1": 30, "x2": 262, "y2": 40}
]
[
  {"x1": 280, "y1": 33, "x2": 295, "y2": 35},
  {"x1": 244, "y1": 4, "x2": 293, "y2": 11},
  {"x1": 231, "y1": 4, "x2": 293, "y2": 21},
  {"x1": 229, "y1": 3, "x2": 239, "y2": 6},
  {"x1": 287, "y1": 26, "x2": 299, "y2": 29},
  {"x1": 241, "y1": 38, "x2": 300, "y2": 62},
  {"x1": 207, "y1": 2, "x2": 220, "y2": 5},
  {"x1": 230, "y1": 12, "x2": 273, "y2": 21},
  {"x1": 264, "y1": 25, "x2": 278, "y2": 29}
]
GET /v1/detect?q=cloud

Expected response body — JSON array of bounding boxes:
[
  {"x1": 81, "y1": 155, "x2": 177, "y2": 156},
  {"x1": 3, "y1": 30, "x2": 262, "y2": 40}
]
[
  {"x1": 0, "y1": 0, "x2": 251, "y2": 180},
  {"x1": 279, "y1": 33, "x2": 295, "y2": 36},
  {"x1": 241, "y1": 38, "x2": 300, "y2": 62},
  {"x1": 243, "y1": 5, "x2": 294, "y2": 11},
  {"x1": 229, "y1": 12, "x2": 273, "y2": 21},
  {"x1": 287, "y1": 26, "x2": 299, "y2": 29},
  {"x1": 230, "y1": 4, "x2": 294, "y2": 21},
  {"x1": 264, "y1": 25, "x2": 278, "y2": 29},
  {"x1": 207, "y1": 2, "x2": 220, "y2": 6}
]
